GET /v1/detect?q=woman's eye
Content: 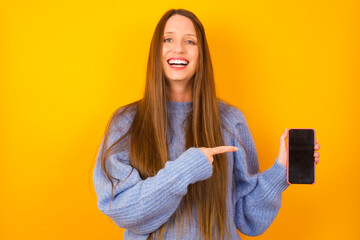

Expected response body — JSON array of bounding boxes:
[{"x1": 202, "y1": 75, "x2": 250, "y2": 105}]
[
  {"x1": 186, "y1": 40, "x2": 196, "y2": 45},
  {"x1": 164, "y1": 38, "x2": 172, "y2": 42}
]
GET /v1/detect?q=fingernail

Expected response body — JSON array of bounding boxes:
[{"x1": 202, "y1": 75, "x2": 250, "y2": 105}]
[{"x1": 234, "y1": 147, "x2": 238, "y2": 151}]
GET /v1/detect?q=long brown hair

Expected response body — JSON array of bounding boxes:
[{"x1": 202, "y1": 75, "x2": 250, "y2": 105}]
[{"x1": 100, "y1": 9, "x2": 242, "y2": 240}]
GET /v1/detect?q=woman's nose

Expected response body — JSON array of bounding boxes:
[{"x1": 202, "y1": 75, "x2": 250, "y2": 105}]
[{"x1": 173, "y1": 40, "x2": 185, "y2": 53}]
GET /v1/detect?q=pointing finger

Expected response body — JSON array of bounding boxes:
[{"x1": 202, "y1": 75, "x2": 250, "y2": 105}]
[{"x1": 210, "y1": 146, "x2": 238, "y2": 155}]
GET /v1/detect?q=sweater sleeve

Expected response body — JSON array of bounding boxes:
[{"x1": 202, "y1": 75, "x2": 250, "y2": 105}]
[
  {"x1": 230, "y1": 109, "x2": 289, "y2": 236},
  {"x1": 92, "y1": 115, "x2": 212, "y2": 235}
]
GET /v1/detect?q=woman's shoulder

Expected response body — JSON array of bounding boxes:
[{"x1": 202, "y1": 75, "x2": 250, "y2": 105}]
[
  {"x1": 107, "y1": 100, "x2": 139, "y2": 131},
  {"x1": 217, "y1": 98, "x2": 247, "y2": 126},
  {"x1": 117, "y1": 100, "x2": 139, "y2": 119},
  {"x1": 217, "y1": 100, "x2": 254, "y2": 147}
]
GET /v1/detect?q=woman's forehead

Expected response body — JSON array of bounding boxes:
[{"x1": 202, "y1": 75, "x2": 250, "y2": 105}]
[{"x1": 164, "y1": 15, "x2": 197, "y2": 36}]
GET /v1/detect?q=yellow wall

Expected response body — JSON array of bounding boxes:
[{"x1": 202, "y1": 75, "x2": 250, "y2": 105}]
[{"x1": 1, "y1": 0, "x2": 359, "y2": 239}]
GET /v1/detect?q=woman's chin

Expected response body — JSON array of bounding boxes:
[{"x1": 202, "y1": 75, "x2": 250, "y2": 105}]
[{"x1": 166, "y1": 76, "x2": 190, "y2": 82}]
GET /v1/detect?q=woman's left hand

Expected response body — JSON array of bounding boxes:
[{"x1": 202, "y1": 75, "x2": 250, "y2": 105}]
[{"x1": 277, "y1": 129, "x2": 321, "y2": 167}]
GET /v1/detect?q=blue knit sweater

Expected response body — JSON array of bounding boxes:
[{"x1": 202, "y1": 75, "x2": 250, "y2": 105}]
[{"x1": 93, "y1": 100, "x2": 289, "y2": 239}]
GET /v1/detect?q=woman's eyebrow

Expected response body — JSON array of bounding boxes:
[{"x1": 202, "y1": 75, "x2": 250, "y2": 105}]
[{"x1": 164, "y1": 32, "x2": 197, "y2": 37}]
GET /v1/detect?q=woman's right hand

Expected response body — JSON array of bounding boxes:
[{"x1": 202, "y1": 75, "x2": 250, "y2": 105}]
[{"x1": 198, "y1": 146, "x2": 238, "y2": 166}]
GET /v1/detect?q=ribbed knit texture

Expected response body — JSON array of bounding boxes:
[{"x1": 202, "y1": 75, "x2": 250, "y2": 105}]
[{"x1": 93, "y1": 100, "x2": 289, "y2": 239}]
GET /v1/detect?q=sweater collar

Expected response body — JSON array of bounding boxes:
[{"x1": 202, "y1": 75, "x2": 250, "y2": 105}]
[{"x1": 167, "y1": 100, "x2": 193, "y2": 113}]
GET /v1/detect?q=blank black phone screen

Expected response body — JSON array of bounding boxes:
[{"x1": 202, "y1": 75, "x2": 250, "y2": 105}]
[{"x1": 288, "y1": 129, "x2": 315, "y2": 184}]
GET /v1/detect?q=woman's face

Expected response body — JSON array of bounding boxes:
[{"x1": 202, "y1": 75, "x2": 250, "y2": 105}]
[{"x1": 162, "y1": 15, "x2": 199, "y2": 85}]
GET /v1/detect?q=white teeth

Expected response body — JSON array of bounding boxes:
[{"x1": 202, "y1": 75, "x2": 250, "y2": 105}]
[{"x1": 168, "y1": 59, "x2": 189, "y2": 65}]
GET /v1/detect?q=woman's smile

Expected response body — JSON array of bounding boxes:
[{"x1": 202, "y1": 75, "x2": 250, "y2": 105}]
[{"x1": 167, "y1": 57, "x2": 189, "y2": 70}]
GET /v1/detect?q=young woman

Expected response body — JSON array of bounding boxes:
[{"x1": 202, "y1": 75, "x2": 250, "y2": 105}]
[{"x1": 93, "y1": 9, "x2": 321, "y2": 240}]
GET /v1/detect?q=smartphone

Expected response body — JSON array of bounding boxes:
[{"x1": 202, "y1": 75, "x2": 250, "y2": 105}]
[{"x1": 287, "y1": 128, "x2": 316, "y2": 184}]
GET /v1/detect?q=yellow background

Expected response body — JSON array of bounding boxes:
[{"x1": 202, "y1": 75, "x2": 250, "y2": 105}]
[{"x1": 1, "y1": 0, "x2": 359, "y2": 239}]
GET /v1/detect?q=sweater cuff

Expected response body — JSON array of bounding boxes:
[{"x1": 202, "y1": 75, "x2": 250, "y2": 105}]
[
  {"x1": 261, "y1": 158, "x2": 290, "y2": 195},
  {"x1": 165, "y1": 147, "x2": 213, "y2": 193}
]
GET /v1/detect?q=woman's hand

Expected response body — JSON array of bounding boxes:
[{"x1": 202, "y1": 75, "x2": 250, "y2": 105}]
[
  {"x1": 199, "y1": 146, "x2": 238, "y2": 166},
  {"x1": 277, "y1": 129, "x2": 321, "y2": 167}
]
